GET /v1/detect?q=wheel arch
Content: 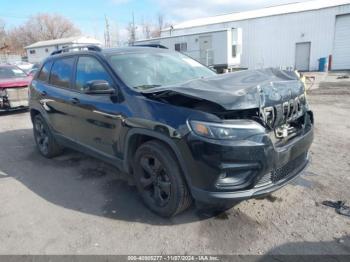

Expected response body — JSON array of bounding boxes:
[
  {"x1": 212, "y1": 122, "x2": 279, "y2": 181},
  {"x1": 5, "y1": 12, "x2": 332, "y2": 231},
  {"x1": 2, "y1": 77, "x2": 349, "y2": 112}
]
[
  {"x1": 30, "y1": 108, "x2": 41, "y2": 123},
  {"x1": 123, "y1": 128, "x2": 192, "y2": 188}
]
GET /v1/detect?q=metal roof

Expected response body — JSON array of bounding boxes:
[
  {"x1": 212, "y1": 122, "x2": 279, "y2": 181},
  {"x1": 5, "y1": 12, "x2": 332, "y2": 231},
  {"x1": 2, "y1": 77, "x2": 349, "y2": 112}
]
[
  {"x1": 25, "y1": 36, "x2": 102, "y2": 49},
  {"x1": 164, "y1": 0, "x2": 350, "y2": 31}
]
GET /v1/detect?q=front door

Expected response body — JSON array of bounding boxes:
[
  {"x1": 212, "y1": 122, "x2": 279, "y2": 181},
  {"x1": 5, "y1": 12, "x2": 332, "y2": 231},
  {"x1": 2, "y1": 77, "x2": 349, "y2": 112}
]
[
  {"x1": 295, "y1": 42, "x2": 311, "y2": 71},
  {"x1": 70, "y1": 55, "x2": 124, "y2": 157}
]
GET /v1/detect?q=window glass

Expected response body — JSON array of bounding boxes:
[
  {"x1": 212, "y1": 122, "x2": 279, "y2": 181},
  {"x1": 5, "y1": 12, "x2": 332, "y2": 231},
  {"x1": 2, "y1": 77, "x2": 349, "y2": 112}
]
[
  {"x1": 49, "y1": 57, "x2": 75, "y2": 88},
  {"x1": 109, "y1": 51, "x2": 216, "y2": 90},
  {"x1": 37, "y1": 61, "x2": 52, "y2": 82},
  {"x1": 75, "y1": 56, "x2": 112, "y2": 91},
  {"x1": 0, "y1": 66, "x2": 27, "y2": 79}
]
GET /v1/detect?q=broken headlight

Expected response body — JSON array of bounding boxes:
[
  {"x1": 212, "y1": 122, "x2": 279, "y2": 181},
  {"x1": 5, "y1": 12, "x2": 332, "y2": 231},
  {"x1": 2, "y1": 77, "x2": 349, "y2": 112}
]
[{"x1": 189, "y1": 120, "x2": 265, "y2": 140}]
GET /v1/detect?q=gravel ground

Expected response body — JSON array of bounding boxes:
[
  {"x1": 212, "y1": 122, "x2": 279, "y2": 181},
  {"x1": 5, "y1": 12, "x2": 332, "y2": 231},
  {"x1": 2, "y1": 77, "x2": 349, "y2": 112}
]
[{"x1": 0, "y1": 78, "x2": 349, "y2": 255}]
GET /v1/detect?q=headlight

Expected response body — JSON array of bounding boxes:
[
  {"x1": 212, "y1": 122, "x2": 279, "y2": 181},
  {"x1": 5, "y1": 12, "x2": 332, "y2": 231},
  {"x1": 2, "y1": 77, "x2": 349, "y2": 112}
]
[{"x1": 189, "y1": 120, "x2": 265, "y2": 140}]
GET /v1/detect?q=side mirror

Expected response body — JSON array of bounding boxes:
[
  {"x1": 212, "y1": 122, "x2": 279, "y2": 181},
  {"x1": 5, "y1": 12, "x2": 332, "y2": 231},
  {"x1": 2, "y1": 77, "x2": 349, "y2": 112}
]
[{"x1": 84, "y1": 80, "x2": 116, "y2": 94}]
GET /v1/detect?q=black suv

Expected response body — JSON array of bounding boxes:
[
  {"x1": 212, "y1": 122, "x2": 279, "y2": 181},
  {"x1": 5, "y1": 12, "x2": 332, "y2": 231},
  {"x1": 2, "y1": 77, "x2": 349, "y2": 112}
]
[{"x1": 29, "y1": 46, "x2": 314, "y2": 217}]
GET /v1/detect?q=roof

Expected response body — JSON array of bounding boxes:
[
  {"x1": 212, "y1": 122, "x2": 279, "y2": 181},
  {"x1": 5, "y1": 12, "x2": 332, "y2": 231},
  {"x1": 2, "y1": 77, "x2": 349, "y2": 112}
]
[
  {"x1": 25, "y1": 36, "x2": 102, "y2": 49},
  {"x1": 165, "y1": 0, "x2": 350, "y2": 31},
  {"x1": 43, "y1": 46, "x2": 170, "y2": 61}
]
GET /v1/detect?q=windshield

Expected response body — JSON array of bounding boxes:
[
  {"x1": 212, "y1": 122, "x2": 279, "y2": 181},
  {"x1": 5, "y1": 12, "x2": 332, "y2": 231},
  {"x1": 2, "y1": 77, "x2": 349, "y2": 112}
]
[
  {"x1": 108, "y1": 51, "x2": 216, "y2": 90},
  {"x1": 0, "y1": 66, "x2": 27, "y2": 79}
]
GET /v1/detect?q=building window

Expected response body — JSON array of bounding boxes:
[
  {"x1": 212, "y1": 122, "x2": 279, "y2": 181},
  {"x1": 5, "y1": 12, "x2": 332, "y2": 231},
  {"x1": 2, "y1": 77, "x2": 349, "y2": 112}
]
[
  {"x1": 29, "y1": 50, "x2": 36, "y2": 54},
  {"x1": 232, "y1": 28, "x2": 238, "y2": 58},
  {"x1": 232, "y1": 45, "x2": 237, "y2": 58},
  {"x1": 175, "y1": 43, "x2": 187, "y2": 52}
]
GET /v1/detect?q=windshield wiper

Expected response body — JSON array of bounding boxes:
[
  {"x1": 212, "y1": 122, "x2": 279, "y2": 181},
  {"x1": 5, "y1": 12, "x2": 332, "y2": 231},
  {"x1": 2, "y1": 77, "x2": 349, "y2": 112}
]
[{"x1": 134, "y1": 84, "x2": 161, "y2": 90}]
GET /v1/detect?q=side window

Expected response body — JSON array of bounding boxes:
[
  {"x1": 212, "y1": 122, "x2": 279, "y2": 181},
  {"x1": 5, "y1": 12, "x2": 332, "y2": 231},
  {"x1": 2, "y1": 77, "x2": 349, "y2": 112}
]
[
  {"x1": 37, "y1": 61, "x2": 52, "y2": 82},
  {"x1": 49, "y1": 57, "x2": 75, "y2": 88},
  {"x1": 75, "y1": 56, "x2": 112, "y2": 91}
]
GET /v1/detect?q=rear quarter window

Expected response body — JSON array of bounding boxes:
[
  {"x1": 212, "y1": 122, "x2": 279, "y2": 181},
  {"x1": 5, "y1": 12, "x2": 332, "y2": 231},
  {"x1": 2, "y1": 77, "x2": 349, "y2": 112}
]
[
  {"x1": 37, "y1": 61, "x2": 52, "y2": 82},
  {"x1": 49, "y1": 57, "x2": 75, "y2": 88}
]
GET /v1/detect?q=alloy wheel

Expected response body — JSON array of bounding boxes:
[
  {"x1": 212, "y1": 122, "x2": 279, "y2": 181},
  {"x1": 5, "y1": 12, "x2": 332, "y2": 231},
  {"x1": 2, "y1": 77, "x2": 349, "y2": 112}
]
[{"x1": 139, "y1": 154, "x2": 171, "y2": 207}]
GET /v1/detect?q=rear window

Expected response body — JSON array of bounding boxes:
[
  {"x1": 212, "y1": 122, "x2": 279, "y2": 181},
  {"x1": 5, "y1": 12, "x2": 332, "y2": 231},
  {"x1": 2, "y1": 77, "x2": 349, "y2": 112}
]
[
  {"x1": 0, "y1": 66, "x2": 27, "y2": 79},
  {"x1": 49, "y1": 57, "x2": 75, "y2": 88},
  {"x1": 37, "y1": 61, "x2": 52, "y2": 82}
]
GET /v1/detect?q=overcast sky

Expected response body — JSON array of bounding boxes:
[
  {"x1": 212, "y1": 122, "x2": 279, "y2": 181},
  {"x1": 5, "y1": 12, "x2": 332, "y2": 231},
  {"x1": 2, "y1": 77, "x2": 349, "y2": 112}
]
[{"x1": 0, "y1": 0, "x2": 311, "y2": 42}]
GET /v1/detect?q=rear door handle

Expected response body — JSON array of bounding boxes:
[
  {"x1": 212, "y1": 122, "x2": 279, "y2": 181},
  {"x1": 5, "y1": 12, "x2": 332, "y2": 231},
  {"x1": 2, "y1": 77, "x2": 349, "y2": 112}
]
[{"x1": 70, "y1": 97, "x2": 80, "y2": 104}]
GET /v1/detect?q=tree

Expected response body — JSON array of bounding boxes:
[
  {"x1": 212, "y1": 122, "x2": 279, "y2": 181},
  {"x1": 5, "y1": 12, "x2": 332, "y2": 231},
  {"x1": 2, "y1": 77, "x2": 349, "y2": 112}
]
[
  {"x1": 142, "y1": 20, "x2": 151, "y2": 39},
  {"x1": 8, "y1": 13, "x2": 80, "y2": 53},
  {"x1": 150, "y1": 13, "x2": 169, "y2": 38},
  {"x1": 127, "y1": 13, "x2": 137, "y2": 45},
  {"x1": 0, "y1": 19, "x2": 7, "y2": 49}
]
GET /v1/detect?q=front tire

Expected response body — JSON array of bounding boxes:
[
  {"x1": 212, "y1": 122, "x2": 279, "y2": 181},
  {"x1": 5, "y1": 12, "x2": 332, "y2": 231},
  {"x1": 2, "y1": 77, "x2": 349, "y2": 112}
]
[
  {"x1": 33, "y1": 114, "x2": 63, "y2": 158},
  {"x1": 133, "y1": 140, "x2": 192, "y2": 217}
]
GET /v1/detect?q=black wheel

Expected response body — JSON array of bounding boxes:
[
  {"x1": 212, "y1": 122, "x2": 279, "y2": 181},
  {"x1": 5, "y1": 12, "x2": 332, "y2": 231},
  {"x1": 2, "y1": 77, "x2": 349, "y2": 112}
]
[
  {"x1": 33, "y1": 114, "x2": 63, "y2": 158},
  {"x1": 133, "y1": 140, "x2": 192, "y2": 217}
]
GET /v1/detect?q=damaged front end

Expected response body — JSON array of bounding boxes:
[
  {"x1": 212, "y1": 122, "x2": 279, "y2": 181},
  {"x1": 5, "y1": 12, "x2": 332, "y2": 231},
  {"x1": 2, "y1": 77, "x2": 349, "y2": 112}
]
[
  {"x1": 141, "y1": 68, "x2": 314, "y2": 201},
  {"x1": 0, "y1": 87, "x2": 29, "y2": 111},
  {"x1": 142, "y1": 68, "x2": 313, "y2": 144}
]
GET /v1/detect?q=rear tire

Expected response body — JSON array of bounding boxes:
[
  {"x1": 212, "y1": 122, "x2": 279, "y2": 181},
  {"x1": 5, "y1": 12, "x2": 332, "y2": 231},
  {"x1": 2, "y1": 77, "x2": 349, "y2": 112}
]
[
  {"x1": 33, "y1": 114, "x2": 63, "y2": 158},
  {"x1": 133, "y1": 140, "x2": 192, "y2": 217}
]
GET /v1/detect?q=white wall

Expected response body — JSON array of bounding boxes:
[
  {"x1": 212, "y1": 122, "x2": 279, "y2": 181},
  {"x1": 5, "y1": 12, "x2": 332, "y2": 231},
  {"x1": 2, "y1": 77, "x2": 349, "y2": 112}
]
[
  {"x1": 26, "y1": 39, "x2": 102, "y2": 64},
  {"x1": 163, "y1": 4, "x2": 350, "y2": 70},
  {"x1": 136, "y1": 30, "x2": 230, "y2": 66},
  {"x1": 26, "y1": 44, "x2": 72, "y2": 63}
]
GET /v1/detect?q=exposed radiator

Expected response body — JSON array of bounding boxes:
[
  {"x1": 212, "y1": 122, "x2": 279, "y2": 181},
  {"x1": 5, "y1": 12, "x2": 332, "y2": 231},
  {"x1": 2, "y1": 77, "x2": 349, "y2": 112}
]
[{"x1": 6, "y1": 87, "x2": 29, "y2": 107}]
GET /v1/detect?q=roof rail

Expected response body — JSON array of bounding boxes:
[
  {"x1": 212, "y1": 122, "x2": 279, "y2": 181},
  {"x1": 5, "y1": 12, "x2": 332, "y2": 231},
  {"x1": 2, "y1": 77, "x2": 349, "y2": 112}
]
[
  {"x1": 50, "y1": 45, "x2": 102, "y2": 56},
  {"x1": 132, "y1": 44, "x2": 168, "y2": 49}
]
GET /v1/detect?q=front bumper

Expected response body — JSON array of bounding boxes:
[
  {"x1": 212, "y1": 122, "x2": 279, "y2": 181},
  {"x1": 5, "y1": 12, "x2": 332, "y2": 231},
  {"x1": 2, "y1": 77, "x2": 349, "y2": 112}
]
[
  {"x1": 181, "y1": 113, "x2": 314, "y2": 204},
  {"x1": 191, "y1": 152, "x2": 310, "y2": 204},
  {"x1": 0, "y1": 87, "x2": 29, "y2": 111}
]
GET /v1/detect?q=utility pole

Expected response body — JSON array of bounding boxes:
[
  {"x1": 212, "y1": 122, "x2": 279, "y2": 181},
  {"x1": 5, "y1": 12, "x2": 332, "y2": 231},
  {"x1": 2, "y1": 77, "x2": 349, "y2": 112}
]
[{"x1": 104, "y1": 15, "x2": 111, "y2": 48}]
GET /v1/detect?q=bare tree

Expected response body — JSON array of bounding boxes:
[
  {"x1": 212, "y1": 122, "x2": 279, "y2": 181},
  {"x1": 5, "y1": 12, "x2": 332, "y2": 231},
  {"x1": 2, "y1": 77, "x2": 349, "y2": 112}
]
[
  {"x1": 127, "y1": 13, "x2": 137, "y2": 45},
  {"x1": 0, "y1": 19, "x2": 7, "y2": 49},
  {"x1": 150, "y1": 13, "x2": 166, "y2": 38},
  {"x1": 157, "y1": 13, "x2": 164, "y2": 33},
  {"x1": 142, "y1": 20, "x2": 151, "y2": 39},
  {"x1": 8, "y1": 13, "x2": 80, "y2": 53}
]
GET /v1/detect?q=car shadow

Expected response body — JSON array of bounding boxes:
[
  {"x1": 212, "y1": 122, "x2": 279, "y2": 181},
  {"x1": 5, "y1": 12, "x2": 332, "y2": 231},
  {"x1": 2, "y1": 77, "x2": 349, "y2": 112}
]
[
  {"x1": 0, "y1": 128, "x2": 236, "y2": 225},
  {"x1": 0, "y1": 108, "x2": 29, "y2": 116},
  {"x1": 258, "y1": 235, "x2": 350, "y2": 258}
]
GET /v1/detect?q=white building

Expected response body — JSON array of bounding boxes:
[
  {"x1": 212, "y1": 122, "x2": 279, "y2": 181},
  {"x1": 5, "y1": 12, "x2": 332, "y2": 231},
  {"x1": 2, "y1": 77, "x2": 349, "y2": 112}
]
[
  {"x1": 136, "y1": 0, "x2": 350, "y2": 71},
  {"x1": 25, "y1": 36, "x2": 102, "y2": 63}
]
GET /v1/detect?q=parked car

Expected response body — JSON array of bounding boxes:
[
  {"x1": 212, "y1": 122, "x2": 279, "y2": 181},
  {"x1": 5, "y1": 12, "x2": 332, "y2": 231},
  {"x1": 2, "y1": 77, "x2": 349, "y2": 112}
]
[
  {"x1": 29, "y1": 46, "x2": 314, "y2": 217},
  {"x1": 13, "y1": 61, "x2": 34, "y2": 74},
  {"x1": 0, "y1": 64, "x2": 32, "y2": 111}
]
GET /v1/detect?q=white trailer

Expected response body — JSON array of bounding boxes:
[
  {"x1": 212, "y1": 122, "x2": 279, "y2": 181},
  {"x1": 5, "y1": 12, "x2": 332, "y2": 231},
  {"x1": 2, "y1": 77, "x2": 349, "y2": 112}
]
[{"x1": 135, "y1": 28, "x2": 242, "y2": 72}]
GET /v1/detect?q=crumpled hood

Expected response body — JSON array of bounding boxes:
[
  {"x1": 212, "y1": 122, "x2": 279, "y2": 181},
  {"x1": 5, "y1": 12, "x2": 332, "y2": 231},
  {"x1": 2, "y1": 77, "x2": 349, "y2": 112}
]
[
  {"x1": 142, "y1": 68, "x2": 304, "y2": 110},
  {"x1": 0, "y1": 76, "x2": 32, "y2": 89}
]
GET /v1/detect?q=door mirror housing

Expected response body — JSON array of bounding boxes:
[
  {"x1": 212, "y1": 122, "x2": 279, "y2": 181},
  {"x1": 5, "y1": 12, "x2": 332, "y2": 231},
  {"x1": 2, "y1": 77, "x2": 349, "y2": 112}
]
[{"x1": 83, "y1": 80, "x2": 116, "y2": 94}]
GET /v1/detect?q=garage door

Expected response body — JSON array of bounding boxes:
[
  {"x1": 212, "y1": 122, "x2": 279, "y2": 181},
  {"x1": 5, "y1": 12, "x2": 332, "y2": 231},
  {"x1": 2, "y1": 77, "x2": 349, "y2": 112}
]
[{"x1": 333, "y1": 14, "x2": 350, "y2": 70}]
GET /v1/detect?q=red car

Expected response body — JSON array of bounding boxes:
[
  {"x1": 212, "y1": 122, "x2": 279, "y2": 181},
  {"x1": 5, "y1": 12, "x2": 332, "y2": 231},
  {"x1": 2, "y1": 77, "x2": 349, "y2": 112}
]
[{"x1": 0, "y1": 64, "x2": 32, "y2": 111}]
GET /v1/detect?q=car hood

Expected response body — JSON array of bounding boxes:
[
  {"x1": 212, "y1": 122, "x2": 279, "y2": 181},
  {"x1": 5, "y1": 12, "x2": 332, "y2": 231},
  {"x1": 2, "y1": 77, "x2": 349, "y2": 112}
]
[
  {"x1": 0, "y1": 76, "x2": 32, "y2": 89},
  {"x1": 141, "y1": 68, "x2": 304, "y2": 110}
]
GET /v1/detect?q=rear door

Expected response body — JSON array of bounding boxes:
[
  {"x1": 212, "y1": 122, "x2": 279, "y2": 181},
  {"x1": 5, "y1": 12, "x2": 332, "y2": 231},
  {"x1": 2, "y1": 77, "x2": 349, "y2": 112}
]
[
  {"x1": 40, "y1": 56, "x2": 77, "y2": 138},
  {"x1": 70, "y1": 55, "x2": 124, "y2": 157}
]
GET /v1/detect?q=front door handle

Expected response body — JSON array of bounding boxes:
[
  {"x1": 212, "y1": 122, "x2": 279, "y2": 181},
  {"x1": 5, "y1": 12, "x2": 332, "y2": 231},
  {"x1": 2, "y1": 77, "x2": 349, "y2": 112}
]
[{"x1": 70, "y1": 97, "x2": 80, "y2": 104}]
